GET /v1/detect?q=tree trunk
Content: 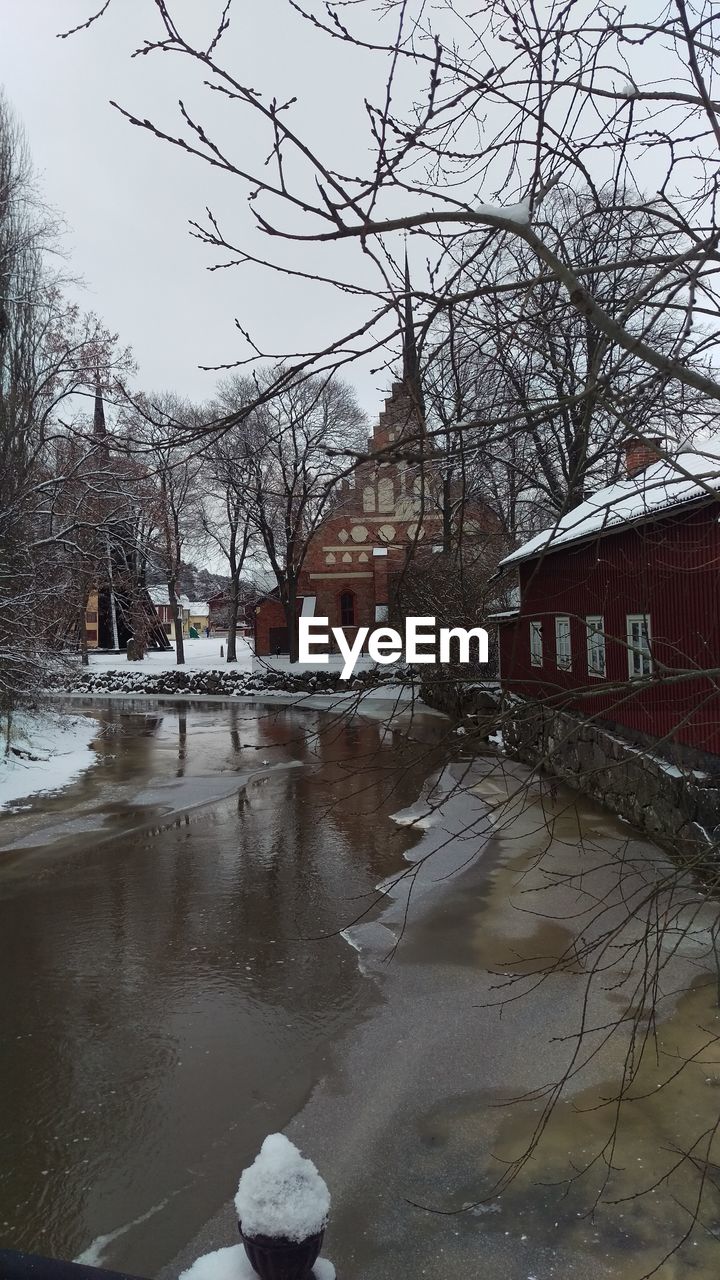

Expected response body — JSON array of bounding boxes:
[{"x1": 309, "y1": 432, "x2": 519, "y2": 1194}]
[
  {"x1": 174, "y1": 607, "x2": 185, "y2": 663},
  {"x1": 168, "y1": 578, "x2": 185, "y2": 665},
  {"x1": 442, "y1": 475, "x2": 453, "y2": 554},
  {"x1": 285, "y1": 584, "x2": 299, "y2": 664},
  {"x1": 105, "y1": 539, "x2": 120, "y2": 650},
  {"x1": 227, "y1": 578, "x2": 239, "y2": 663}
]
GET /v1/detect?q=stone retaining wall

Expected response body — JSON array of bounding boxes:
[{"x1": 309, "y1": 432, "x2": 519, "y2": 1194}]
[
  {"x1": 47, "y1": 664, "x2": 404, "y2": 700},
  {"x1": 503, "y1": 696, "x2": 720, "y2": 865},
  {"x1": 418, "y1": 672, "x2": 500, "y2": 722}
]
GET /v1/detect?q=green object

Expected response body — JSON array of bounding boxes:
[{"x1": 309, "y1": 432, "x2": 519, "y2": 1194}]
[{"x1": 189, "y1": 626, "x2": 199, "y2": 639}]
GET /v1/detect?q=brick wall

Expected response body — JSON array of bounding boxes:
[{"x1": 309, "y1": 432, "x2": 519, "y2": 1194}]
[{"x1": 254, "y1": 375, "x2": 496, "y2": 655}]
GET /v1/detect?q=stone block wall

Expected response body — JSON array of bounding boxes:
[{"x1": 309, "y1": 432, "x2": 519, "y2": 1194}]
[
  {"x1": 419, "y1": 672, "x2": 500, "y2": 722},
  {"x1": 503, "y1": 696, "x2": 720, "y2": 866}
]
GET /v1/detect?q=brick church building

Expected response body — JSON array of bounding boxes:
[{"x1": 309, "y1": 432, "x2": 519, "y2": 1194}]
[{"x1": 254, "y1": 279, "x2": 495, "y2": 656}]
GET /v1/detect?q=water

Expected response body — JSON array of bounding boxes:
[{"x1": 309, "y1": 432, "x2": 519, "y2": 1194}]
[
  {"x1": 0, "y1": 701, "x2": 445, "y2": 1275},
  {"x1": 6, "y1": 705, "x2": 720, "y2": 1280}
]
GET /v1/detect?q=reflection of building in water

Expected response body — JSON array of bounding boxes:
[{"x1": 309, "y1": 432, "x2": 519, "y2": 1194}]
[
  {"x1": 0, "y1": 700, "x2": 453, "y2": 1268},
  {"x1": 309, "y1": 711, "x2": 448, "y2": 877},
  {"x1": 224, "y1": 702, "x2": 322, "y2": 771}
]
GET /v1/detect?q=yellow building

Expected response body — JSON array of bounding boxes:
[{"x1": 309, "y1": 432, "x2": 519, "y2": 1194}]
[
  {"x1": 84, "y1": 590, "x2": 100, "y2": 649},
  {"x1": 186, "y1": 602, "x2": 210, "y2": 637}
]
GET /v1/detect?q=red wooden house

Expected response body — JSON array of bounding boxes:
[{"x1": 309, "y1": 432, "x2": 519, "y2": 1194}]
[{"x1": 496, "y1": 441, "x2": 720, "y2": 761}]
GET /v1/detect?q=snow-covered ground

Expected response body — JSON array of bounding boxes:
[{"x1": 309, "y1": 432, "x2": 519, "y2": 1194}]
[
  {"x1": 87, "y1": 636, "x2": 377, "y2": 678},
  {"x1": 88, "y1": 636, "x2": 254, "y2": 673},
  {"x1": 0, "y1": 711, "x2": 98, "y2": 813}
]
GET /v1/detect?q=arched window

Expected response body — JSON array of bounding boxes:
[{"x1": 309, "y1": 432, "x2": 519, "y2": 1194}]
[
  {"x1": 378, "y1": 476, "x2": 394, "y2": 513},
  {"x1": 339, "y1": 590, "x2": 356, "y2": 627},
  {"x1": 363, "y1": 485, "x2": 376, "y2": 513}
]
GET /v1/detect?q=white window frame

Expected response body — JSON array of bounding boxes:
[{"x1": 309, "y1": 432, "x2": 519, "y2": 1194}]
[
  {"x1": 626, "y1": 614, "x2": 652, "y2": 679},
  {"x1": 529, "y1": 620, "x2": 543, "y2": 667},
  {"x1": 555, "y1": 616, "x2": 572, "y2": 671},
  {"x1": 586, "y1": 616, "x2": 606, "y2": 679}
]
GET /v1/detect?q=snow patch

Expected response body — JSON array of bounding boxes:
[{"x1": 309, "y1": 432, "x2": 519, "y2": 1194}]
[
  {"x1": 615, "y1": 76, "x2": 637, "y2": 98},
  {"x1": 74, "y1": 1195, "x2": 172, "y2": 1267},
  {"x1": 0, "y1": 711, "x2": 98, "y2": 812},
  {"x1": 234, "y1": 1133, "x2": 330, "y2": 1243},
  {"x1": 179, "y1": 1246, "x2": 335, "y2": 1280},
  {"x1": 390, "y1": 799, "x2": 438, "y2": 830},
  {"x1": 341, "y1": 922, "x2": 399, "y2": 973},
  {"x1": 475, "y1": 197, "x2": 531, "y2": 225},
  {"x1": 88, "y1": 635, "x2": 254, "y2": 675}
]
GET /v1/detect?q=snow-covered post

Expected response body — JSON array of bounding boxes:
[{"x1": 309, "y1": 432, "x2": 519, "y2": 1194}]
[
  {"x1": 179, "y1": 1135, "x2": 335, "y2": 1280},
  {"x1": 236, "y1": 1135, "x2": 332, "y2": 1279}
]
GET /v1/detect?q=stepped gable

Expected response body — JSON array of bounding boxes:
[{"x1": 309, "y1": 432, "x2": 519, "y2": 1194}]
[{"x1": 370, "y1": 379, "x2": 423, "y2": 453}]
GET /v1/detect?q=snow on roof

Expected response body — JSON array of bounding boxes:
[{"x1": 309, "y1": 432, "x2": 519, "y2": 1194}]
[
  {"x1": 186, "y1": 601, "x2": 209, "y2": 617},
  {"x1": 500, "y1": 448, "x2": 720, "y2": 568},
  {"x1": 148, "y1": 586, "x2": 191, "y2": 608},
  {"x1": 235, "y1": 1133, "x2": 330, "y2": 1244}
]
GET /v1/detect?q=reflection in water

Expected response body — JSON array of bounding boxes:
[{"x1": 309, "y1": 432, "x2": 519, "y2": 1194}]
[
  {"x1": 177, "y1": 712, "x2": 187, "y2": 777},
  {"x1": 0, "y1": 702, "x2": 445, "y2": 1275}
]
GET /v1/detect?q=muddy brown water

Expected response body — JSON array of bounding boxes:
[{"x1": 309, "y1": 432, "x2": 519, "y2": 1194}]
[
  {"x1": 0, "y1": 701, "x2": 447, "y2": 1275},
  {"x1": 5, "y1": 705, "x2": 720, "y2": 1280}
]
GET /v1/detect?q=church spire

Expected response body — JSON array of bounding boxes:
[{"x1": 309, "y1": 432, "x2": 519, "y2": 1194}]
[
  {"x1": 93, "y1": 371, "x2": 107, "y2": 440},
  {"x1": 402, "y1": 249, "x2": 420, "y2": 394}
]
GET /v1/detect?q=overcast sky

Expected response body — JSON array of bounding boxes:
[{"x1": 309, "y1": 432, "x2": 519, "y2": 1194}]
[{"x1": 2, "y1": 0, "x2": 401, "y2": 418}]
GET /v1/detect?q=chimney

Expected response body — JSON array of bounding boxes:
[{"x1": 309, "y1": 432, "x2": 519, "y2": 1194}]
[{"x1": 624, "y1": 437, "x2": 662, "y2": 478}]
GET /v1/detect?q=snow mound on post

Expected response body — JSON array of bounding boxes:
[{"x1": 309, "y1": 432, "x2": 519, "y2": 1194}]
[{"x1": 234, "y1": 1133, "x2": 330, "y2": 1243}]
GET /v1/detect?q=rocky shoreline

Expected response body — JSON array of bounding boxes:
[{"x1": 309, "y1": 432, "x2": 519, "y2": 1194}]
[{"x1": 45, "y1": 663, "x2": 411, "y2": 700}]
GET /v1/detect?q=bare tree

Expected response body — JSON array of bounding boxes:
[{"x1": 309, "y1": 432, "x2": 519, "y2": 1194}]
[
  {"x1": 0, "y1": 89, "x2": 131, "y2": 730},
  {"x1": 425, "y1": 188, "x2": 714, "y2": 536},
  {"x1": 199, "y1": 393, "x2": 256, "y2": 662},
  {"x1": 64, "y1": 1, "x2": 720, "y2": 425},
  {"x1": 130, "y1": 394, "x2": 205, "y2": 666},
  {"x1": 218, "y1": 369, "x2": 364, "y2": 662}
]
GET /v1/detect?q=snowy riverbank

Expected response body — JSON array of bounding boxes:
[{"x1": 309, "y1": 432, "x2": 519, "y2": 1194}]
[
  {"x1": 0, "y1": 710, "x2": 98, "y2": 813},
  {"x1": 76, "y1": 636, "x2": 376, "y2": 680},
  {"x1": 46, "y1": 636, "x2": 409, "y2": 702}
]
